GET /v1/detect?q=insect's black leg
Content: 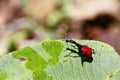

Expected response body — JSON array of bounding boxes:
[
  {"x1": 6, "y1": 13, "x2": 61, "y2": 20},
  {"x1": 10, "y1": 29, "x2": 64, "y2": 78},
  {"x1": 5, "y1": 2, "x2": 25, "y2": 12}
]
[
  {"x1": 71, "y1": 45, "x2": 77, "y2": 49},
  {"x1": 87, "y1": 56, "x2": 93, "y2": 63},
  {"x1": 64, "y1": 48, "x2": 79, "y2": 57},
  {"x1": 81, "y1": 58, "x2": 84, "y2": 66},
  {"x1": 64, "y1": 52, "x2": 71, "y2": 57},
  {"x1": 81, "y1": 56, "x2": 93, "y2": 66},
  {"x1": 92, "y1": 49, "x2": 95, "y2": 54},
  {"x1": 64, "y1": 52, "x2": 79, "y2": 57},
  {"x1": 66, "y1": 48, "x2": 78, "y2": 53},
  {"x1": 81, "y1": 57, "x2": 89, "y2": 66}
]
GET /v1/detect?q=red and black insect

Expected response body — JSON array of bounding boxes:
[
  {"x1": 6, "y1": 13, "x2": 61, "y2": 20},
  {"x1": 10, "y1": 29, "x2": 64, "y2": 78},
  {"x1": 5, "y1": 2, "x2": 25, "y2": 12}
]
[{"x1": 65, "y1": 39, "x2": 95, "y2": 66}]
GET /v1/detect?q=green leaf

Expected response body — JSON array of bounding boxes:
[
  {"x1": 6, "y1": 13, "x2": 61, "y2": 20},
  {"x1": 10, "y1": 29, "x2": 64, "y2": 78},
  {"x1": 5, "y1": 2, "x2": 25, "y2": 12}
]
[
  {"x1": 0, "y1": 40, "x2": 120, "y2": 80},
  {"x1": 0, "y1": 71, "x2": 7, "y2": 80}
]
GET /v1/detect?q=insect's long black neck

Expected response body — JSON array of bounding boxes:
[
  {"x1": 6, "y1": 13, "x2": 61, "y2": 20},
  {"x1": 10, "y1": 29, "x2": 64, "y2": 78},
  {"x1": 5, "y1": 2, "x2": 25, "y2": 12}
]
[{"x1": 66, "y1": 39, "x2": 82, "y2": 48}]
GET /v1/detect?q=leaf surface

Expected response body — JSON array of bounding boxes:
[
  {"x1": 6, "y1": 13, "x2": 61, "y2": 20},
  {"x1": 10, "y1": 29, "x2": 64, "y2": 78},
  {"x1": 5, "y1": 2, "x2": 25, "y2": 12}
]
[{"x1": 0, "y1": 40, "x2": 120, "y2": 80}]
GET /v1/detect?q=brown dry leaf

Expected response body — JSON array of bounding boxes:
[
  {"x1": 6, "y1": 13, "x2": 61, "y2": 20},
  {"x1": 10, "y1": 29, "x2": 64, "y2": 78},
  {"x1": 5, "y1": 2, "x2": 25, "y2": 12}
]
[{"x1": 24, "y1": 0, "x2": 59, "y2": 23}]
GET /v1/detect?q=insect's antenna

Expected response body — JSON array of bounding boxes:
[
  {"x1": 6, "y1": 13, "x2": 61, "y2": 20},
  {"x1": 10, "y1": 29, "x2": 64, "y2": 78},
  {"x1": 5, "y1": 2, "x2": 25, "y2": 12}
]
[
  {"x1": 65, "y1": 39, "x2": 69, "y2": 48},
  {"x1": 63, "y1": 39, "x2": 69, "y2": 52}
]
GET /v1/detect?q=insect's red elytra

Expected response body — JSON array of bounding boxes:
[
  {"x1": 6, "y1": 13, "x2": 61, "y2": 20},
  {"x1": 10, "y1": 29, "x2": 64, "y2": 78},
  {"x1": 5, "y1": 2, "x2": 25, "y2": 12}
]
[{"x1": 81, "y1": 45, "x2": 92, "y2": 57}]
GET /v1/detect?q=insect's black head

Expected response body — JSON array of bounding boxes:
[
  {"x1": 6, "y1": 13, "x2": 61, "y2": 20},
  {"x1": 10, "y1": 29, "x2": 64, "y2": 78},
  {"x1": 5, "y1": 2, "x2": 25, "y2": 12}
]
[
  {"x1": 65, "y1": 39, "x2": 82, "y2": 48},
  {"x1": 65, "y1": 39, "x2": 75, "y2": 43}
]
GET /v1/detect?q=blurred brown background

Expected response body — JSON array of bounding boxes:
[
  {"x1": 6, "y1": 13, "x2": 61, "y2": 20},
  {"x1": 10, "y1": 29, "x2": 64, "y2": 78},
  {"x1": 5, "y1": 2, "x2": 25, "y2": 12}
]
[{"x1": 0, "y1": 0, "x2": 120, "y2": 56}]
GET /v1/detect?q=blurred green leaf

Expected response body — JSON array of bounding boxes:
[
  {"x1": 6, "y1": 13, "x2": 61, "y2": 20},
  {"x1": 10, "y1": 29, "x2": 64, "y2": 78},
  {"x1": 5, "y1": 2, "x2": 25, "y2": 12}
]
[
  {"x1": 20, "y1": 0, "x2": 29, "y2": 7},
  {"x1": 47, "y1": 10, "x2": 67, "y2": 27},
  {"x1": 0, "y1": 40, "x2": 120, "y2": 80}
]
